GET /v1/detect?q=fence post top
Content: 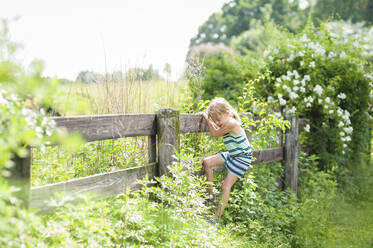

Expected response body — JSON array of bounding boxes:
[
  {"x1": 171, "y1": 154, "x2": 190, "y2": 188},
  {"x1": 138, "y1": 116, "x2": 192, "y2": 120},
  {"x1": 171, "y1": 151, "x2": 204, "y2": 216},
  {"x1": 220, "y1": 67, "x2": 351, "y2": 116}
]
[{"x1": 156, "y1": 108, "x2": 180, "y2": 117}]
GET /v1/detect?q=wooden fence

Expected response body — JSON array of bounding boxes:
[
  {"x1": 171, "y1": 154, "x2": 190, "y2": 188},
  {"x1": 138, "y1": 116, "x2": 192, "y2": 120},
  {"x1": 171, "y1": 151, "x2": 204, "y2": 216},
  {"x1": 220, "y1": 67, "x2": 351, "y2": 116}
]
[{"x1": 11, "y1": 109, "x2": 305, "y2": 213}]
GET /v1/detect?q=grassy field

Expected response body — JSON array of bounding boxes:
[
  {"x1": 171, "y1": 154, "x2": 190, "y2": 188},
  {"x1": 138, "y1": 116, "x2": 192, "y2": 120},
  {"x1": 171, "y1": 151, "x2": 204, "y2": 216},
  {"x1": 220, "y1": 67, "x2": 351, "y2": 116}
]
[
  {"x1": 55, "y1": 79, "x2": 188, "y2": 115},
  {"x1": 32, "y1": 79, "x2": 188, "y2": 186},
  {"x1": 326, "y1": 167, "x2": 373, "y2": 248}
]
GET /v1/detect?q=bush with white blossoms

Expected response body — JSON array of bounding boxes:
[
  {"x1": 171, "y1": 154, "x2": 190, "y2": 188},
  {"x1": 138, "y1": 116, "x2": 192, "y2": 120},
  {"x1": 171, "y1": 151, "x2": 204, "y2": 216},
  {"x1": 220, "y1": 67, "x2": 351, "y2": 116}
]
[
  {"x1": 257, "y1": 23, "x2": 372, "y2": 169},
  {"x1": 0, "y1": 89, "x2": 57, "y2": 172}
]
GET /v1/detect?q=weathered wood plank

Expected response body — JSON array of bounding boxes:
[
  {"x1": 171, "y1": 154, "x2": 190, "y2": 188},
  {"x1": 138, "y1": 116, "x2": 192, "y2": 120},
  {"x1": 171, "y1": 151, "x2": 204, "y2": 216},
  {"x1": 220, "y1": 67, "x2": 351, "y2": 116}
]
[
  {"x1": 52, "y1": 114, "x2": 156, "y2": 142},
  {"x1": 30, "y1": 163, "x2": 157, "y2": 213},
  {"x1": 179, "y1": 114, "x2": 302, "y2": 133}
]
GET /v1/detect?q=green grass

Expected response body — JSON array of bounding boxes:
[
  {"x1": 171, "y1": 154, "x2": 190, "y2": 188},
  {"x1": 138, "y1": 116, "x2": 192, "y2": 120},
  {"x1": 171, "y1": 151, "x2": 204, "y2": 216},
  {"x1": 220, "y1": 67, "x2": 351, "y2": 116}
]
[
  {"x1": 55, "y1": 79, "x2": 188, "y2": 115},
  {"x1": 326, "y1": 167, "x2": 373, "y2": 248}
]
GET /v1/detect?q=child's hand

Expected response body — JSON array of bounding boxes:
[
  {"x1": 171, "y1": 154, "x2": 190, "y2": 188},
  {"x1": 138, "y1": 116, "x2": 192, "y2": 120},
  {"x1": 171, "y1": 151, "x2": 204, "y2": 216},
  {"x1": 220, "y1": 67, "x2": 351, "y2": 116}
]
[{"x1": 201, "y1": 112, "x2": 208, "y2": 120}]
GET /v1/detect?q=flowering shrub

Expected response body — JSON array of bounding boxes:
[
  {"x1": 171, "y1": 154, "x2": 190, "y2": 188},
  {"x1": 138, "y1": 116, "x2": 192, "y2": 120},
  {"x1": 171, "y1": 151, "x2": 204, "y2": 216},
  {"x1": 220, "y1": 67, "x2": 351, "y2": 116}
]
[{"x1": 256, "y1": 23, "x2": 372, "y2": 169}]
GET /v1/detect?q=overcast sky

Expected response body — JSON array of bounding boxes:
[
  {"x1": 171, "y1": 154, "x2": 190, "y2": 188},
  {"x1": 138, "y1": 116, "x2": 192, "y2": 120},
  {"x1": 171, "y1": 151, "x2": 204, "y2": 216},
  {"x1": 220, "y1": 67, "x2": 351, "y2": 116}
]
[{"x1": 1, "y1": 0, "x2": 229, "y2": 80}]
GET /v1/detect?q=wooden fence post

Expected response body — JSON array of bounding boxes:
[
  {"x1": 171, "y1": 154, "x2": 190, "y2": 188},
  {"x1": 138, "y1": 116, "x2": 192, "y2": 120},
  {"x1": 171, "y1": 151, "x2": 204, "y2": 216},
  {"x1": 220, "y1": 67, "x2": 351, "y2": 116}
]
[
  {"x1": 148, "y1": 135, "x2": 157, "y2": 163},
  {"x1": 156, "y1": 108, "x2": 180, "y2": 176},
  {"x1": 284, "y1": 116, "x2": 299, "y2": 192},
  {"x1": 9, "y1": 147, "x2": 31, "y2": 208}
]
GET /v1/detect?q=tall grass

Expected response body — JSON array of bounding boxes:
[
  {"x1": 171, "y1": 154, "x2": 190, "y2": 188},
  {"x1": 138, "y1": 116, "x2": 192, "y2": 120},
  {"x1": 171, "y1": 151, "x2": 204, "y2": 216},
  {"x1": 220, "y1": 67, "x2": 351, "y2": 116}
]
[
  {"x1": 56, "y1": 77, "x2": 188, "y2": 115},
  {"x1": 32, "y1": 77, "x2": 188, "y2": 186}
]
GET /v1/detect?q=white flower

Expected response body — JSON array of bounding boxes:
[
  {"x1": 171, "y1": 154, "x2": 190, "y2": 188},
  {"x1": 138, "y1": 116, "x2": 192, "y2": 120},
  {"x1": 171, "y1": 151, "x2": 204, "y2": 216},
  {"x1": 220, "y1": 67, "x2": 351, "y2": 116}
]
[
  {"x1": 343, "y1": 144, "x2": 348, "y2": 148},
  {"x1": 337, "y1": 93, "x2": 346, "y2": 99},
  {"x1": 304, "y1": 75, "x2": 311, "y2": 81},
  {"x1": 264, "y1": 49, "x2": 270, "y2": 57},
  {"x1": 340, "y1": 132, "x2": 345, "y2": 137},
  {"x1": 325, "y1": 97, "x2": 331, "y2": 103},
  {"x1": 314, "y1": 85, "x2": 323, "y2": 96},
  {"x1": 276, "y1": 78, "x2": 282, "y2": 83},
  {"x1": 318, "y1": 99, "x2": 323, "y2": 104},
  {"x1": 289, "y1": 92, "x2": 299, "y2": 100},
  {"x1": 267, "y1": 96, "x2": 274, "y2": 102},
  {"x1": 306, "y1": 102, "x2": 312, "y2": 107},
  {"x1": 300, "y1": 87, "x2": 306, "y2": 93},
  {"x1": 328, "y1": 52, "x2": 337, "y2": 58},
  {"x1": 329, "y1": 110, "x2": 334, "y2": 114},
  {"x1": 338, "y1": 121, "x2": 344, "y2": 127},
  {"x1": 340, "y1": 51, "x2": 346, "y2": 57},
  {"x1": 288, "y1": 106, "x2": 296, "y2": 114},
  {"x1": 296, "y1": 51, "x2": 305, "y2": 57},
  {"x1": 293, "y1": 86, "x2": 299, "y2": 91},
  {"x1": 344, "y1": 127, "x2": 353, "y2": 134},
  {"x1": 304, "y1": 124, "x2": 310, "y2": 132},
  {"x1": 337, "y1": 108, "x2": 343, "y2": 116},
  {"x1": 278, "y1": 93, "x2": 283, "y2": 99},
  {"x1": 287, "y1": 54, "x2": 295, "y2": 62},
  {"x1": 268, "y1": 56, "x2": 274, "y2": 61},
  {"x1": 300, "y1": 34, "x2": 310, "y2": 43},
  {"x1": 282, "y1": 75, "x2": 291, "y2": 81},
  {"x1": 280, "y1": 98, "x2": 287, "y2": 106},
  {"x1": 309, "y1": 61, "x2": 316, "y2": 68},
  {"x1": 300, "y1": 61, "x2": 305, "y2": 66},
  {"x1": 345, "y1": 136, "x2": 351, "y2": 142},
  {"x1": 293, "y1": 70, "x2": 300, "y2": 79}
]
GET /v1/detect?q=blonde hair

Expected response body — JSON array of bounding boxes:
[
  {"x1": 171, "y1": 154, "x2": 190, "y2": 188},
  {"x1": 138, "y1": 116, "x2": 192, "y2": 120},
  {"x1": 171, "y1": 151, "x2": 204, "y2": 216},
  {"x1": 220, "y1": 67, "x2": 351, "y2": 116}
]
[{"x1": 207, "y1": 97, "x2": 240, "y2": 123}]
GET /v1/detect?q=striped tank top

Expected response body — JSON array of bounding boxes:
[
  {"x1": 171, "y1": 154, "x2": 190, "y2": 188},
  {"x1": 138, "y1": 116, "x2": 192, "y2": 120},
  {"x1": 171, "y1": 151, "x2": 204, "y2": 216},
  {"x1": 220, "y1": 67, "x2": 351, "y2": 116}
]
[{"x1": 222, "y1": 132, "x2": 252, "y2": 157}]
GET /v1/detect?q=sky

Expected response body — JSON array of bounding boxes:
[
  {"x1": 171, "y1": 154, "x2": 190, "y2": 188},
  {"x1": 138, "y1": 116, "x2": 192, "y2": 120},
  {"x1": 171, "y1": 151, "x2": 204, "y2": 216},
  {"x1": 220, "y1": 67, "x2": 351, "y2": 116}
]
[{"x1": 1, "y1": 0, "x2": 230, "y2": 81}]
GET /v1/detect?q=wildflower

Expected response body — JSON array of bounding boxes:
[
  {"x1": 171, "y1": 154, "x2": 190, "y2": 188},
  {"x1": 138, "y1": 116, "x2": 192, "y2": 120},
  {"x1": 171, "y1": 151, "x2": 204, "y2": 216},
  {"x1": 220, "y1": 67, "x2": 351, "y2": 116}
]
[
  {"x1": 300, "y1": 34, "x2": 310, "y2": 43},
  {"x1": 344, "y1": 127, "x2": 353, "y2": 134},
  {"x1": 337, "y1": 93, "x2": 346, "y2": 99},
  {"x1": 340, "y1": 51, "x2": 346, "y2": 57},
  {"x1": 300, "y1": 87, "x2": 306, "y2": 93},
  {"x1": 280, "y1": 98, "x2": 286, "y2": 106},
  {"x1": 296, "y1": 51, "x2": 305, "y2": 57},
  {"x1": 304, "y1": 124, "x2": 310, "y2": 132},
  {"x1": 264, "y1": 49, "x2": 270, "y2": 57},
  {"x1": 268, "y1": 56, "x2": 274, "y2": 62},
  {"x1": 314, "y1": 85, "x2": 323, "y2": 96},
  {"x1": 300, "y1": 61, "x2": 305, "y2": 66},
  {"x1": 329, "y1": 110, "x2": 334, "y2": 114},
  {"x1": 309, "y1": 61, "x2": 316, "y2": 68},
  {"x1": 328, "y1": 52, "x2": 337, "y2": 58},
  {"x1": 288, "y1": 106, "x2": 296, "y2": 114},
  {"x1": 338, "y1": 121, "x2": 344, "y2": 127},
  {"x1": 304, "y1": 75, "x2": 311, "y2": 81},
  {"x1": 276, "y1": 78, "x2": 282, "y2": 83},
  {"x1": 289, "y1": 92, "x2": 299, "y2": 100},
  {"x1": 325, "y1": 97, "x2": 331, "y2": 103},
  {"x1": 340, "y1": 132, "x2": 345, "y2": 137}
]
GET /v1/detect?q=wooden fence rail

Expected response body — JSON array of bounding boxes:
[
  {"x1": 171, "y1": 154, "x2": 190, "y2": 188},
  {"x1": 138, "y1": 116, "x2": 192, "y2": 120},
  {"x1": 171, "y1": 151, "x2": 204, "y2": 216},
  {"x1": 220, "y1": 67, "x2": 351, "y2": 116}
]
[{"x1": 11, "y1": 109, "x2": 304, "y2": 213}]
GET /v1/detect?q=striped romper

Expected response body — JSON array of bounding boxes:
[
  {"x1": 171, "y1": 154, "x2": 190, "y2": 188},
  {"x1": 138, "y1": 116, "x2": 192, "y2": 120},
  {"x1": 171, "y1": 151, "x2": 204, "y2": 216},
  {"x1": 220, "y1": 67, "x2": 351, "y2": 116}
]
[{"x1": 219, "y1": 131, "x2": 253, "y2": 178}]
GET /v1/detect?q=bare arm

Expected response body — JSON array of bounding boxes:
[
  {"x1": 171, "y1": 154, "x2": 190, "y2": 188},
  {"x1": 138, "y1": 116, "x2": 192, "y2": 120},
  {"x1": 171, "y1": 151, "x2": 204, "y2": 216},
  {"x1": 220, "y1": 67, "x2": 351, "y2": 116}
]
[{"x1": 201, "y1": 113, "x2": 235, "y2": 138}]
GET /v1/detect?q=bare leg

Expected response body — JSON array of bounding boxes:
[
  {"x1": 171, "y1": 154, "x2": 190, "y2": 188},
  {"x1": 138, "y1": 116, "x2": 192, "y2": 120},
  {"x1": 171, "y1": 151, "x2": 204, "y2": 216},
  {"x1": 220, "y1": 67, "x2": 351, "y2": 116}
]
[
  {"x1": 215, "y1": 172, "x2": 238, "y2": 221},
  {"x1": 202, "y1": 154, "x2": 225, "y2": 195}
]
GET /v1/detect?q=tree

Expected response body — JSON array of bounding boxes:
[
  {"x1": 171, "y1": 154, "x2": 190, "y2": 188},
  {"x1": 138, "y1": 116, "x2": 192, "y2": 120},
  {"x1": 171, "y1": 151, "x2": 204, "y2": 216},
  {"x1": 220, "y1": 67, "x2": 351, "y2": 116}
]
[{"x1": 189, "y1": 0, "x2": 306, "y2": 48}]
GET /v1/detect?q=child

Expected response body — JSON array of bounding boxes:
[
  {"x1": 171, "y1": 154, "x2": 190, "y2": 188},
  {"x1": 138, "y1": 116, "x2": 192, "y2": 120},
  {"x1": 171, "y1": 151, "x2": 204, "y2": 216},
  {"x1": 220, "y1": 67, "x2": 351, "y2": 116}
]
[{"x1": 201, "y1": 97, "x2": 253, "y2": 225}]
